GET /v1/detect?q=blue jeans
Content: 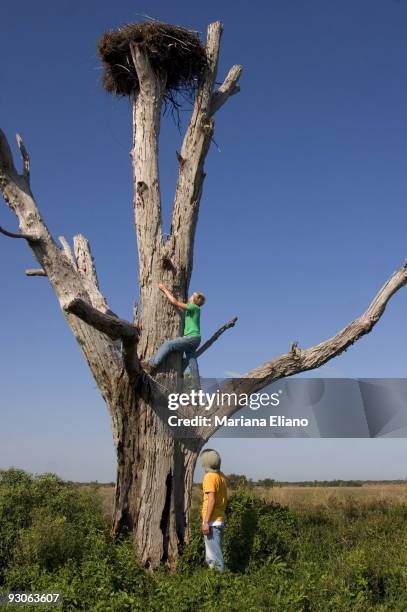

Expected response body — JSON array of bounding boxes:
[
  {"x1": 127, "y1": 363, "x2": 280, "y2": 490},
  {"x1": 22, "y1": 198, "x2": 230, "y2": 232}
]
[
  {"x1": 150, "y1": 335, "x2": 201, "y2": 385},
  {"x1": 204, "y1": 525, "x2": 225, "y2": 571}
]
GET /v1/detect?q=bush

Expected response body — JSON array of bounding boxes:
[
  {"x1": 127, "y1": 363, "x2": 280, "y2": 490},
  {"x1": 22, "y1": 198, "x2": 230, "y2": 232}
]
[
  {"x1": 179, "y1": 487, "x2": 297, "y2": 574},
  {"x1": 0, "y1": 469, "x2": 151, "y2": 610},
  {"x1": 177, "y1": 509, "x2": 206, "y2": 574},
  {"x1": 13, "y1": 512, "x2": 86, "y2": 571},
  {"x1": 223, "y1": 488, "x2": 297, "y2": 572},
  {"x1": 0, "y1": 469, "x2": 109, "y2": 582}
]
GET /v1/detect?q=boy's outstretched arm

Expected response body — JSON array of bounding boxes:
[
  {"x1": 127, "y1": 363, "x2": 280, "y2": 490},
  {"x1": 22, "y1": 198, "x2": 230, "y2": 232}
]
[{"x1": 158, "y1": 283, "x2": 188, "y2": 310}]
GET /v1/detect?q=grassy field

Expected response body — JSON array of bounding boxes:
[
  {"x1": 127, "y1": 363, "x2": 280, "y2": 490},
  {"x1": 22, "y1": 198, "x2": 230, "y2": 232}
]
[
  {"x1": 91, "y1": 481, "x2": 407, "y2": 516},
  {"x1": 2, "y1": 471, "x2": 407, "y2": 610},
  {"x1": 256, "y1": 483, "x2": 407, "y2": 508}
]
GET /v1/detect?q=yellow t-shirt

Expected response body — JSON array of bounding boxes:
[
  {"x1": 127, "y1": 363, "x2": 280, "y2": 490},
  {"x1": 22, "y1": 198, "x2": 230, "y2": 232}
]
[{"x1": 201, "y1": 471, "x2": 227, "y2": 523}]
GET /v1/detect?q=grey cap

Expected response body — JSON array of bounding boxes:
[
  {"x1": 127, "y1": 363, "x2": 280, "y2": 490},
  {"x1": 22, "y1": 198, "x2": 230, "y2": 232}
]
[{"x1": 200, "y1": 449, "x2": 221, "y2": 473}]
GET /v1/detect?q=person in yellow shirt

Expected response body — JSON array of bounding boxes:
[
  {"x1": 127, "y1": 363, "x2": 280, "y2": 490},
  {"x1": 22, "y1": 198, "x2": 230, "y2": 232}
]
[{"x1": 200, "y1": 448, "x2": 227, "y2": 571}]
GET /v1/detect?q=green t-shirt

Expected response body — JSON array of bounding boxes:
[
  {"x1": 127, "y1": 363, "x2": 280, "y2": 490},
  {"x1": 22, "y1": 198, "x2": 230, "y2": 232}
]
[{"x1": 183, "y1": 303, "x2": 201, "y2": 337}]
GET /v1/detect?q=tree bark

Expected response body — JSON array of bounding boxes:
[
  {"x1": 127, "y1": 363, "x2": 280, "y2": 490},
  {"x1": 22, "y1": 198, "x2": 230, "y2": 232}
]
[{"x1": 111, "y1": 379, "x2": 203, "y2": 567}]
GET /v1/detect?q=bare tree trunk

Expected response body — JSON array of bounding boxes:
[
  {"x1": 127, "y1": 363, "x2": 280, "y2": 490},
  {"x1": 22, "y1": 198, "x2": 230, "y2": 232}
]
[{"x1": 111, "y1": 378, "x2": 202, "y2": 567}]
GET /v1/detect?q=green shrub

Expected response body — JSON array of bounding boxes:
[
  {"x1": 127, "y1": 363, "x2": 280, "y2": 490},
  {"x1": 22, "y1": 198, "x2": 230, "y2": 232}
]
[
  {"x1": 177, "y1": 509, "x2": 206, "y2": 574},
  {"x1": 180, "y1": 487, "x2": 297, "y2": 574},
  {"x1": 0, "y1": 468, "x2": 152, "y2": 610},
  {"x1": 0, "y1": 469, "x2": 108, "y2": 583},
  {"x1": 223, "y1": 487, "x2": 297, "y2": 572},
  {"x1": 13, "y1": 512, "x2": 86, "y2": 571}
]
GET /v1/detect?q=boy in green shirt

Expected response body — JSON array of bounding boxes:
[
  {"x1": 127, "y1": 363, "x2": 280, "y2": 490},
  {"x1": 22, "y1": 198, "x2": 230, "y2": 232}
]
[{"x1": 147, "y1": 283, "x2": 205, "y2": 385}]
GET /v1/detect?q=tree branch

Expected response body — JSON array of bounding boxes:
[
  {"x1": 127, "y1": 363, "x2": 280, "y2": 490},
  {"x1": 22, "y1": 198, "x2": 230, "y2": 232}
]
[
  {"x1": 0, "y1": 225, "x2": 38, "y2": 241},
  {"x1": 73, "y1": 234, "x2": 113, "y2": 314},
  {"x1": 0, "y1": 130, "x2": 18, "y2": 180},
  {"x1": 129, "y1": 42, "x2": 158, "y2": 96},
  {"x1": 73, "y1": 235, "x2": 141, "y2": 379},
  {"x1": 130, "y1": 44, "x2": 165, "y2": 256},
  {"x1": 196, "y1": 316, "x2": 238, "y2": 358},
  {"x1": 64, "y1": 298, "x2": 139, "y2": 341},
  {"x1": 204, "y1": 262, "x2": 407, "y2": 437},
  {"x1": 129, "y1": 42, "x2": 176, "y2": 358},
  {"x1": 210, "y1": 65, "x2": 243, "y2": 115},
  {"x1": 170, "y1": 21, "x2": 223, "y2": 288},
  {"x1": 73, "y1": 234, "x2": 96, "y2": 284},
  {"x1": 25, "y1": 268, "x2": 46, "y2": 276},
  {"x1": 59, "y1": 235, "x2": 77, "y2": 268},
  {"x1": 0, "y1": 129, "x2": 123, "y2": 411},
  {"x1": 16, "y1": 133, "x2": 30, "y2": 181},
  {"x1": 182, "y1": 316, "x2": 238, "y2": 372},
  {"x1": 122, "y1": 337, "x2": 141, "y2": 382}
]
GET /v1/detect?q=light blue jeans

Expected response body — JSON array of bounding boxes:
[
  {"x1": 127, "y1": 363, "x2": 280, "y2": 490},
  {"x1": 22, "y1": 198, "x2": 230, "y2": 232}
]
[
  {"x1": 204, "y1": 525, "x2": 225, "y2": 571},
  {"x1": 149, "y1": 335, "x2": 201, "y2": 385}
]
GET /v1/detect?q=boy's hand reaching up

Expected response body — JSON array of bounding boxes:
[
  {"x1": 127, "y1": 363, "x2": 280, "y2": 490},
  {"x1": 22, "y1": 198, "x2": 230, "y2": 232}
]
[{"x1": 158, "y1": 283, "x2": 188, "y2": 310}]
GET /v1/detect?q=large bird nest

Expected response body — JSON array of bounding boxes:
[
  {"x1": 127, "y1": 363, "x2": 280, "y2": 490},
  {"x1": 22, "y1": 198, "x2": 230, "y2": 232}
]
[{"x1": 97, "y1": 21, "x2": 207, "y2": 103}]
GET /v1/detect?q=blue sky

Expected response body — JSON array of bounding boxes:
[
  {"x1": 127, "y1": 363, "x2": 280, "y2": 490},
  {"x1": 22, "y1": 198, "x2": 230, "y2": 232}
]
[{"x1": 1, "y1": 0, "x2": 407, "y2": 482}]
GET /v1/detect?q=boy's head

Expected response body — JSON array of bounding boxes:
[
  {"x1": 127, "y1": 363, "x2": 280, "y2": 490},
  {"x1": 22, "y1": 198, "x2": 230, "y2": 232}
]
[
  {"x1": 190, "y1": 291, "x2": 206, "y2": 306},
  {"x1": 200, "y1": 448, "x2": 221, "y2": 473}
]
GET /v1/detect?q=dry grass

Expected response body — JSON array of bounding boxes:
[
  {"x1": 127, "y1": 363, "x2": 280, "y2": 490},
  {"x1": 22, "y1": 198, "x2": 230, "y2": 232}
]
[
  {"x1": 255, "y1": 483, "x2": 407, "y2": 510},
  {"x1": 78, "y1": 485, "x2": 115, "y2": 516},
  {"x1": 82, "y1": 482, "x2": 407, "y2": 516}
]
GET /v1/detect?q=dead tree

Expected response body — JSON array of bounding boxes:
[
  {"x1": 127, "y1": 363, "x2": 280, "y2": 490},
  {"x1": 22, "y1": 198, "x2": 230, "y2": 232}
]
[{"x1": 1, "y1": 20, "x2": 407, "y2": 569}]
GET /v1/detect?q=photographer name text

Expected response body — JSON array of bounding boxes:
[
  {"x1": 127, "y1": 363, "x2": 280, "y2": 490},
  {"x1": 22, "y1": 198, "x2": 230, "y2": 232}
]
[{"x1": 168, "y1": 415, "x2": 309, "y2": 428}]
